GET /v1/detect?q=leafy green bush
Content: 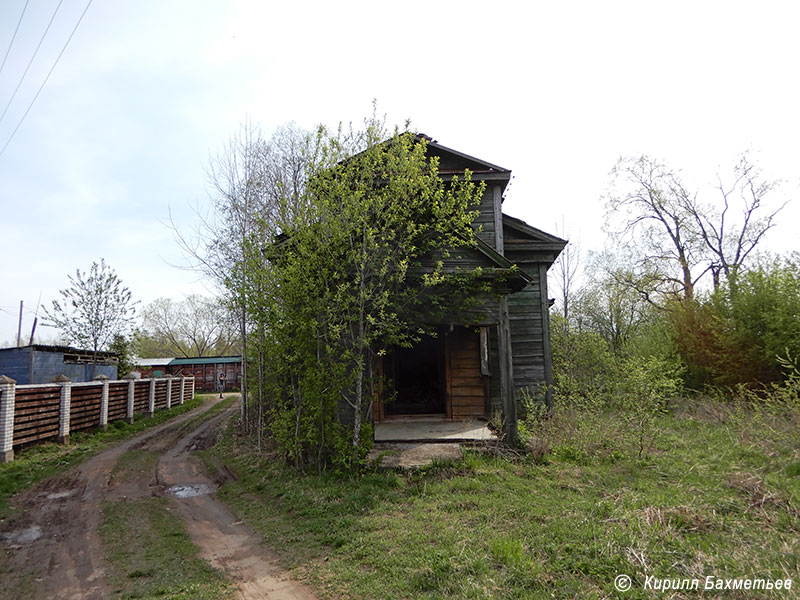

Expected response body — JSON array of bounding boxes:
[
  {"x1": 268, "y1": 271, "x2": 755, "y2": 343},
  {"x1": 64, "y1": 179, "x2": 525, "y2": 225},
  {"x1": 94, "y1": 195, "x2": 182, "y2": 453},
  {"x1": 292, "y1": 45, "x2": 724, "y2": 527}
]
[
  {"x1": 615, "y1": 354, "x2": 683, "y2": 459},
  {"x1": 524, "y1": 314, "x2": 683, "y2": 461},
  {"x1": 671, "y1": 254, "x2": 800, "y2": 387}
]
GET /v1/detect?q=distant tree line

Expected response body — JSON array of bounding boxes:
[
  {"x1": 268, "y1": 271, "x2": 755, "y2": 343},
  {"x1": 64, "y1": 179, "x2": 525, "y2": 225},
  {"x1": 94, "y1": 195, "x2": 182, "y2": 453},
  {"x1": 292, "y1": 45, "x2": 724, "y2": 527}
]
[
  {"x1": 136, "y1": 295, "x2": 239, "y2": 359},
  {"x1": 550, "y1": 152, "x2": 796, "y2": 398}
]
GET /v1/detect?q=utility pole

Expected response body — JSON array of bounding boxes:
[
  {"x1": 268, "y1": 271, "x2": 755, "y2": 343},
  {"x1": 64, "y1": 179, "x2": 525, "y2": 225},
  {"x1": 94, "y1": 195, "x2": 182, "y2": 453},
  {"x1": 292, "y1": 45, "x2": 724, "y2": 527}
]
[
  {"x1": 16, "y1": 301, "x2": 23, "y2": 347},
  {"x1": 29, "y1": 317, "x2": 38, "y2": 345}
]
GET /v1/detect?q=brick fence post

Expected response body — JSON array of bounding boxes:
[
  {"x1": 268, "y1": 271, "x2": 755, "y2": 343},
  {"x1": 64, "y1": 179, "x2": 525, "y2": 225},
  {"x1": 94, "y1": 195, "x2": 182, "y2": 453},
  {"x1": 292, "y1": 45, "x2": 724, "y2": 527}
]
[
  {"x1": 124, "y1": 374, "x2": 136, "y2": 423},
  {"x1": 179, "y1": 375, "x2": 186, "y2": 405},
  {"x1": 55, "y1": 375, "x2": 72, "y2": 445},
  {"x1": 94, "y1": 374, "x2": 109, "y2": 430},
  {"x1": 0, "y1": 375, "x2": 16, "y2": 463},
  {"x1": 165, "y1": 376, "x2": 173, "y2": 410},
  {"x1": 148, "y1": 378, "x2": 156, "y2": 418}
]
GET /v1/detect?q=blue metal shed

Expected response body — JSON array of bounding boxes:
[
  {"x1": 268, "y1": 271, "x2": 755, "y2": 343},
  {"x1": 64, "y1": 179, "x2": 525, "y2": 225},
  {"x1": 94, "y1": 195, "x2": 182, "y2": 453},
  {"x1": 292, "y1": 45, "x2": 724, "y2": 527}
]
[{"x1": 0, "y1": 345, "x2": 118, "y2": 384}]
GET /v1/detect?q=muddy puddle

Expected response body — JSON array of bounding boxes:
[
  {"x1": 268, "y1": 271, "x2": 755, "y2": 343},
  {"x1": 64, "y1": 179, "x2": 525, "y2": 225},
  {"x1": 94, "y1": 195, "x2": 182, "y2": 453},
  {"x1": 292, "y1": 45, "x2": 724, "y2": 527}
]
[{"x1": 166, "y1": 483, "x2": 217, "y2": 498}]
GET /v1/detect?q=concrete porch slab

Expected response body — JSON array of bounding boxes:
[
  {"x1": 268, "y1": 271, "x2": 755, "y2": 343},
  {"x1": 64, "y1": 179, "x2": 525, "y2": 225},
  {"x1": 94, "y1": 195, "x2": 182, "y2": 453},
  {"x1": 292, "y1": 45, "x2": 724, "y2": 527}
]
[{"x1": 374, "y1": 419, "x2": 496, "y2": 442}]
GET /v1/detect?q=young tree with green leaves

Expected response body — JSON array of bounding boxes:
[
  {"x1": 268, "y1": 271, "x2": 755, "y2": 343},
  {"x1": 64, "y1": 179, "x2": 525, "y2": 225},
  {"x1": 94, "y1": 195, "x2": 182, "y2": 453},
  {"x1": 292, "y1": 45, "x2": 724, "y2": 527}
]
[
  {"x1": 44, "y1": 259, "x2": 138, "y2": 353},
  {"x1": 109, "y1": 334, "x2": 134, "y2": 378},
  {"x1": 174, "y1": 120, "x2": 321, "y2": 433},
  {"x1": 255, "y1": 126, "x2": 488, "y2": 468}
]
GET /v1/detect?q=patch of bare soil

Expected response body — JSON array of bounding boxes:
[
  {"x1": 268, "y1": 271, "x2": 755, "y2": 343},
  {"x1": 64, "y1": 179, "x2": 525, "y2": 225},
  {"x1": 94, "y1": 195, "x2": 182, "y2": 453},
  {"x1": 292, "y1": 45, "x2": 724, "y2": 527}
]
[
  {"x1": 156, "y1": 404, "x2": 316, "y2": 600},
  {"x1": 0, "y1": 397, "x2": 316, "y2": 600},
  {"x1": 369, "y1": 441, "x2": 465, "y2": 468},
  {"x1": 0, "y1": 403, "x2": 211, "y2": 600}
]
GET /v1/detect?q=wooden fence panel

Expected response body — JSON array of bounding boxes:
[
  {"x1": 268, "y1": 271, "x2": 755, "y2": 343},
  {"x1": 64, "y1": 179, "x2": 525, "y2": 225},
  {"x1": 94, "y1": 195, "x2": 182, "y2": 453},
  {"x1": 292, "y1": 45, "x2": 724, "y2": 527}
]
[
  {"x1": 133, "y1": 381, "x2": 150, "y2": 414},
  {"x1": 108, "y1": 382, "x2": 128, "y2": 421},
  {"x1": 170, "y1": 380, "x2": 181, "y2": 405},
  {"x1": 69, "y1": 384, "x2": 102, "y2": 433},
  {"x1": 12, "y1": 386, "x2": 61, "y2": 445},
  {"x1": 3, "y1": 376, "x2": 194, "y2": 458},
  {"x1": 154, "y1": 380, "x2": 168, "y2": 410}
]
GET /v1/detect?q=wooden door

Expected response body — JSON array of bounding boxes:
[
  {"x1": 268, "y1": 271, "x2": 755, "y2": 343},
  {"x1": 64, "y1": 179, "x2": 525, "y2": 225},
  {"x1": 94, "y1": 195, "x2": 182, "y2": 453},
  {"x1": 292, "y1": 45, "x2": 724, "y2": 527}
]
[{"x1": 446, "y1": 327, "x2": 487, "y2": 419}]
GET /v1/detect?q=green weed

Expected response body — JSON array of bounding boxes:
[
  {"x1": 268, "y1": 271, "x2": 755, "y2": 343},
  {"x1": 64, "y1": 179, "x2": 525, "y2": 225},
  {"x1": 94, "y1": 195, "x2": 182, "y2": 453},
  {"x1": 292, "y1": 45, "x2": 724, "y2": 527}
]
[{"x1": 208, "y1": 398, "x2": 799, "y2": 599}]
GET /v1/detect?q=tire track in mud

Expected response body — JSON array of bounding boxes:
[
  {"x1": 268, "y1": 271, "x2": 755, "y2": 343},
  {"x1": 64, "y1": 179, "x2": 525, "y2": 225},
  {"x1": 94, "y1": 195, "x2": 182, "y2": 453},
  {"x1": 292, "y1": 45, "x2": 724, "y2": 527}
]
[
  {"x1": 1, "y1": 396, "x2": 315, "y2": 600},
  {"x1": 0, "y1": 397, "x2": 223, "y2": 600},
  {"x1": 155, "y1": 401, "x2": 317, "y2": 600}
]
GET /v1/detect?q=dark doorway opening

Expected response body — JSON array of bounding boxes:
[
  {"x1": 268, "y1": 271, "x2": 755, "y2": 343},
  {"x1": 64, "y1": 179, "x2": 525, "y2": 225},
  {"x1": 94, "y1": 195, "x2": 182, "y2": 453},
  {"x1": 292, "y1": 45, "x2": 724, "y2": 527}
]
[{"x1": 384, "y1": 334, "x2": 446, "y2": 416}]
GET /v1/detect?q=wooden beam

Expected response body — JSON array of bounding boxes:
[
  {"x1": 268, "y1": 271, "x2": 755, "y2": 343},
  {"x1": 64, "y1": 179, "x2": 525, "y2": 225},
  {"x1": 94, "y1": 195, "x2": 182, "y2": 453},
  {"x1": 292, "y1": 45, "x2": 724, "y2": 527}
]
[
  {"x1": 498, "y1": 298, "x2": 516, "y2": 442},
  {"x1": 539, "y1": 263, "x2": 555, "y2": 412},
  {"x1": 444, "y1": 331, "x2": 453, "y2": 419},
  {"x1": 493, "y1": 184, "x2": 503, "y2": 253}
]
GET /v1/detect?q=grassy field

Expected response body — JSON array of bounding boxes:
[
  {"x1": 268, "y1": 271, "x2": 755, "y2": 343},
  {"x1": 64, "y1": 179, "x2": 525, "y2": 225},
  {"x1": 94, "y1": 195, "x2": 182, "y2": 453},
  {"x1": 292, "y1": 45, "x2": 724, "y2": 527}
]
[{"x1": 207, "y1": 398, "x2": 799, "y2": 599}]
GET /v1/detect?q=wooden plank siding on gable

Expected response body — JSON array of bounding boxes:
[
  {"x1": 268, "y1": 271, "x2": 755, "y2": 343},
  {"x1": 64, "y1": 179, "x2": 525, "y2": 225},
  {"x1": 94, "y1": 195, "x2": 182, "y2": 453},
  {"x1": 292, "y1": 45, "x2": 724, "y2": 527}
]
[{"x1": 473, "y1": 186, "x2": 497, "y2": 249}]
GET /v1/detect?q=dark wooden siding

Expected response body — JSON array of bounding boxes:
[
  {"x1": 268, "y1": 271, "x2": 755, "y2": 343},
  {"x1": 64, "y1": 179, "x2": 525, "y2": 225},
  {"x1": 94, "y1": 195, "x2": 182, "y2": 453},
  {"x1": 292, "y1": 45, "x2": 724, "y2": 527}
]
[
  {"x1": 473, "y1": 187, "x2": 496, "y2": 248},
  {"x1": 446, "y1": 327, "x2": 486, "y2": 418},
  {"x1": 506, "y1": 267, "x2": 547, "y2": 391},
  {"x1": 168, "y1": 361, "x2": 240, "y2": 392},
  {"x1": 417, "y1": 246, "x2": 498, "y2": 273}
]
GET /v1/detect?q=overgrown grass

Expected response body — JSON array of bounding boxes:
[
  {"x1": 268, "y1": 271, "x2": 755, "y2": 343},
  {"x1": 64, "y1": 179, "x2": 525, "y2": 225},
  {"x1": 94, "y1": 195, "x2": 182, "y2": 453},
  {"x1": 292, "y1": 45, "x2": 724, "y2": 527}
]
[
  {"x1": 208, "y1": 397, "x2": 799, "y2": 599},
  {"x1": 100, "y1": 497, "x2": 231, "y2": 599},
  {"x1": 0, "y1": 395, "x2": 209, "y2": 519}
]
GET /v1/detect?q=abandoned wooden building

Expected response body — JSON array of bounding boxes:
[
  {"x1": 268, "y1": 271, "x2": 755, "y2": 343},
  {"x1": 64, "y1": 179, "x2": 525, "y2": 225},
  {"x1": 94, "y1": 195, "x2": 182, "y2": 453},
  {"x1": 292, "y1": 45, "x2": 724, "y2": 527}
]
[{"x1": 373, "y1": 136, "x2": 566, "y2": 440}]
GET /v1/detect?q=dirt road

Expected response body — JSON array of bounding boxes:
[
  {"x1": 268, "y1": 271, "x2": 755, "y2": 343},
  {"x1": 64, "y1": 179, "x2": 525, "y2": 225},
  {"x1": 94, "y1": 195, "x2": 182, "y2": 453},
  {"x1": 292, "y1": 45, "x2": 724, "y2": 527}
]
[{"x1": 0, "y1": 396, "x2": 316, "y2": 600}]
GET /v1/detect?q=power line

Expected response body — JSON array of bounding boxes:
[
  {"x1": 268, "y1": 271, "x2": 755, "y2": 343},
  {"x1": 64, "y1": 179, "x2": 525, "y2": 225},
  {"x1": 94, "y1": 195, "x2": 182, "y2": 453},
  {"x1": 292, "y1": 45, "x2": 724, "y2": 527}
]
[
  {"x1": 0, "y1": 0, "x2": 92, "y2": 161},
  {"x1": 0, "y1": 0, "x2": 30, "y2": 76},
  {"x1": 0, "y1": 0, "x2": 64, "y2": 125}
]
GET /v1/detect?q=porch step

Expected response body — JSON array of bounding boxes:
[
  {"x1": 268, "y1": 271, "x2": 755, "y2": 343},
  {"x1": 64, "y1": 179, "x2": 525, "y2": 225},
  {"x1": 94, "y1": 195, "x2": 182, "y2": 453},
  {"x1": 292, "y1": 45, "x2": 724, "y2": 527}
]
[{"x1": 368, "y1": 443, "x2": 463, "y2": 468}]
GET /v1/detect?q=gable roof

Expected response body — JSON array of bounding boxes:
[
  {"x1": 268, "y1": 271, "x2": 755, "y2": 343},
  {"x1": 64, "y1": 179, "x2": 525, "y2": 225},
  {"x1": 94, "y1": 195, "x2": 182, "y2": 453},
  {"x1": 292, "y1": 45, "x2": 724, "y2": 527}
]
[
  {"x1": 503, "y1": 214, "x2": 567, "y2": 246},
  {"x1": 416, "y1": 133, "x2": 510, "y2": 175},
  {"x1": 501, "y1": 214, "x2": 567, "y2": 267}
]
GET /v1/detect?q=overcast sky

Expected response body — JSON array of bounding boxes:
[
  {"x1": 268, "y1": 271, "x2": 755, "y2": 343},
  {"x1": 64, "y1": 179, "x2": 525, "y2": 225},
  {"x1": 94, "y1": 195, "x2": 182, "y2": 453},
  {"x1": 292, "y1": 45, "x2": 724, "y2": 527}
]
[{"x1": 1, "y1": 0, "x2": 798, "y2": 345}]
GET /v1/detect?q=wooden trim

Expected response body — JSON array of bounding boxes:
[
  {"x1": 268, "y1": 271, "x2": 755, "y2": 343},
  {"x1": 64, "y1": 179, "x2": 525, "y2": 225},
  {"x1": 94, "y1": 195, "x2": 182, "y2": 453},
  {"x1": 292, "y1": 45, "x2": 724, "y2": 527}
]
[{"x1": 479, "y1": 327, "x2": 490, "y2": 375}]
